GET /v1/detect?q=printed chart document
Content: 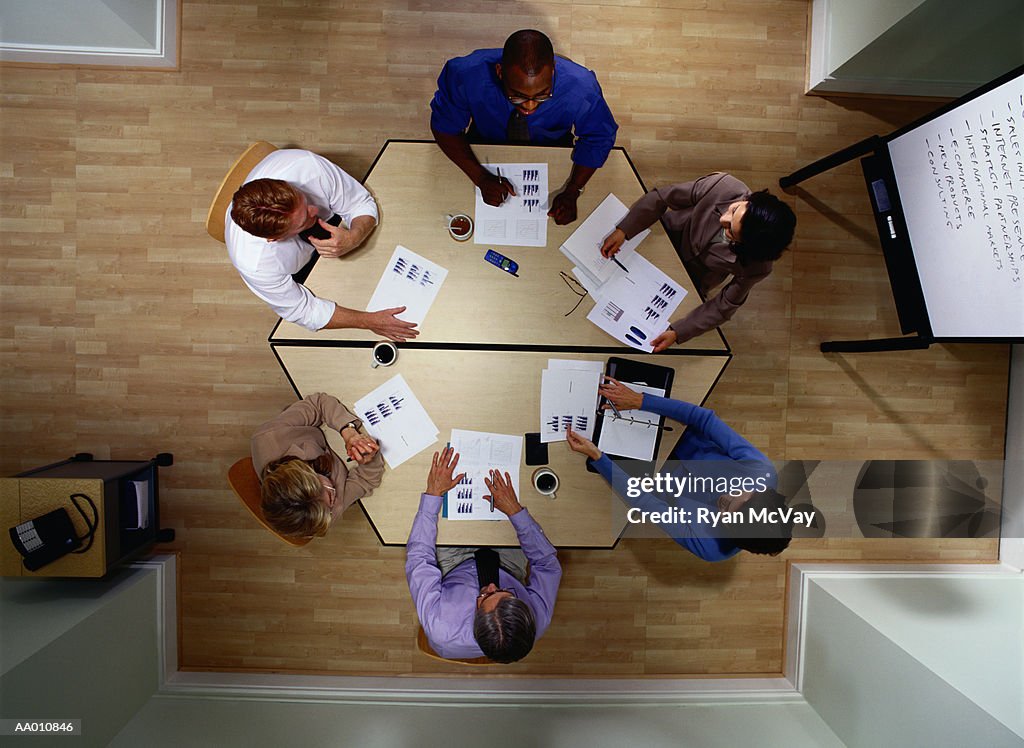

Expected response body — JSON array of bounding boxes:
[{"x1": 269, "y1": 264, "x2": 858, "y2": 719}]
[
  {"x1": 597, "y1": 383, "x2": 666, "y2": 461},
  {"x1": 354, "y1": 374, "x2": 438, "y2": 469},
  {"x1": 474, "y1": 163, "x2": 549, "y2": 247},
  {"x1": 540, "y1": 359, "x2": 602, "y2": 443},
  {"x1": 366, "y1": 245, "x2": 448, "y2": 325},
  {"x1": 446, "y1": 429, "x2": 523, "y2": 521},
  {"x1": 586, "y1": 254, "x2": 686, "y2": 352},
  {"x1": 559, "y1": 193, "x2": 650, "y2": 290}
]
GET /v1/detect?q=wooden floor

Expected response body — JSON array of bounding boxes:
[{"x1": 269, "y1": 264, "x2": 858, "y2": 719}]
[{"x1": 0, "y1": 1, "x2": 1007, "y2": 677}]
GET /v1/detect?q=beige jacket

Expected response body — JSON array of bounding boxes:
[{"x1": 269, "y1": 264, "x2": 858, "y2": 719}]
[
  {"x1": 251, "y1": 393, "x2": 384, "y2": 518},
  {"x1": 617, "y1": 172, "x2": 773, "y2": 344}
]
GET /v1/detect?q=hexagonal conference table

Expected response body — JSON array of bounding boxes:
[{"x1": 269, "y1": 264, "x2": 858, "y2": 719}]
[{"x1": 270, "y1": 141, "x2": 730, "y2": 548}]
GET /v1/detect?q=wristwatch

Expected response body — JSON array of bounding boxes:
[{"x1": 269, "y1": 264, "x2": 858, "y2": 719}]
[{"x1": 341, "y1": 420, "x2": 360, "y2": 434}]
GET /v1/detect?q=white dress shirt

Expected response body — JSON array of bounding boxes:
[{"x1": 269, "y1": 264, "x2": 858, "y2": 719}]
[{"x1": 225, "y1": 149, "x2": 379, "y2": 331}]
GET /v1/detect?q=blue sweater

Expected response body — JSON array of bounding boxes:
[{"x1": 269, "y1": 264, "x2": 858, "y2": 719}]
[{"x1": 591, "y1": 395, "x2": 774, "y2": 562}]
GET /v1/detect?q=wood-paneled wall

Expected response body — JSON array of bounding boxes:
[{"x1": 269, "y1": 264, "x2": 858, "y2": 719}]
[{"x1": 0, "y1": 0, "x2": 1006, "y2": 676}]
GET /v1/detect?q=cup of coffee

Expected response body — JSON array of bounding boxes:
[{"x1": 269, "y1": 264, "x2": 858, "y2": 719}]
[
  {"x1": 532, "y1": 468, "x2": 558, "y2": 499},
  {"x1": 447, "y1": 213, "x2": 473, "y2": 241},
  {"x1": 370, "y1": 341, "x2": 398, "y2": 368}
]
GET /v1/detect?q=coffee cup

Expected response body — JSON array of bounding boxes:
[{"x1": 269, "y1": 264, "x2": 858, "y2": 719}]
[
  {"x1": 446, "y1": 213, "x2": 473, "y2": 241},
  {"x1": 532, "y1": 468, "x2": 558, "y2": 499},
  {"x1": 370, "y1": 341, "x2": 398, "y2": 368}
]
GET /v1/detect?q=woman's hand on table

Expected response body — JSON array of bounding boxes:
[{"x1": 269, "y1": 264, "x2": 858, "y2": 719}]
[
  {"x1": 566, "y1": 427, "x2": 602, "y2": 461},
  {"x1": 651, "y1": 328, "x2": 677, "y2": 353},
  {"x1": 599, "y1": 228, "x2": 626, "y2": 258},
  {"x1": 343, "y1": 429, "x2": 379, "y2": 465}
]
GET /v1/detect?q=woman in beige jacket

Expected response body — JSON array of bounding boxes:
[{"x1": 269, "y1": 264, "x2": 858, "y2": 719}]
[{"x1": 251, "y1": 392, "x2": 384, "y2": 539}]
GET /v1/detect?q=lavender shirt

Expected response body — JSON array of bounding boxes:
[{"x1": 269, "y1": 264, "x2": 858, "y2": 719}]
[{"x1": 405, "y1": 493, "x2": 562, "y2": 659}]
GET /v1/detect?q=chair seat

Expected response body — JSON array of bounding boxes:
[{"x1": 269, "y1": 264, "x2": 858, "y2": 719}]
[
  {"x1": 415, "y1": 626, "x2": 495, "y2": 665},
  {"x1": 227, "y1": 456, "x2": 311, "y2": 547},
  {"x1": 206, "y1": 141, "x2": 279, "y2": 243}
]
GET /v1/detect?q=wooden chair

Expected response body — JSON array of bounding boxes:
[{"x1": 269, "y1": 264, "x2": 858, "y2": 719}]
[
  {"x1": 415, "y1": 626, "x2": 496, "y2": 666},
  {"x1": 227, "y1": 456, "x2": 311, "y2": 548},
  {"x1": 205, "y1": 141, "x2": 278, "y2": 243}
]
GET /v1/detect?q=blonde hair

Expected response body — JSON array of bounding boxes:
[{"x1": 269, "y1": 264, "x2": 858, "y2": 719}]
[{"x1": 260, "y1": 456, "x2": 333, "y2": 538}]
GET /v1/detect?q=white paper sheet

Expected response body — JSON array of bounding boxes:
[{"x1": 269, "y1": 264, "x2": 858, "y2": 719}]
[
  {"x1": 474, "y1": 163, "x2": 549, "y2": 247},
  {"x1": 354, "y1": 374, "x2": 438, "y2": 469},
  {"x1": 586, "y1": 254, "x2": 687, "y2": 351},
  {"x1": 597, "y1": 383, "x2": 666, "y2": 460},
  {"x1": 446, "y1": 429, "x2": 523, "y2": 521},
  {"x1": 559, "y1": 193, "x2": 650, "y2": 284},
  {"x1": 540, "y1": 362, "x2": 601, "y2": 443},
  {"x1": 366, "y1": 245, "x2": 448, "y2": 325}
]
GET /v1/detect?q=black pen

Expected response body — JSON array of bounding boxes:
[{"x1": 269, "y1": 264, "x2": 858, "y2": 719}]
[{"x1": 611, "y1": 254, "x2": 629, "y2": 274}]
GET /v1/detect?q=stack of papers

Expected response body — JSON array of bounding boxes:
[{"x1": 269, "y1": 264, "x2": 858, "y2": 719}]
[
  {"x1": 540, "y1": 359, "x2": 602, "y2": 443},
  {"x1": 366, "y1": 245, "x2": 448, "y2": 325},
  {"x1": 354, "y1": 374, "x2": 438, "y2": 469},
  {"x1": 446, "y1": 430, "x2": 523, "y2": 521},
  {"x1": 560, "y1": 193, "x2": 687, "y2": 352},
  {"x1": 474, "y1": 163, "x2": 549, "y2": 247}
]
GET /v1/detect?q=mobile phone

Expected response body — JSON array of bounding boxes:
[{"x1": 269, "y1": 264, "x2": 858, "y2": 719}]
[
  {"x1": 299, "y1": 213, "x2": 343, "y2": 243},
  {"x1": 484, "y1": 249, "x2": 519, "y2": 276},
  {"x1": 525, "y1": 432, "x2": 548, "y2": 466}
]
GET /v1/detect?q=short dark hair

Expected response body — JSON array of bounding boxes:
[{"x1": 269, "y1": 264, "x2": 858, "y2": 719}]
[
  {"x1": 502, "y1": 30, "x2": 554, "y2": 75},
  {"x1": 730, "y1": 489, "x2": 793, "y2": 555},
  {"x1": 737, "y1": 190, "x2": 796, "y2": 263},
  {"x1": 473, "y1": 596, "x2": 536, "y2": 663}
]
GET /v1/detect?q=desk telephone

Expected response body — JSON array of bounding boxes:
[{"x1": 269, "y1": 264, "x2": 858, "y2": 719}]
[{"x1": 9, "y1": 493, "x2": 98, "y2": 571}]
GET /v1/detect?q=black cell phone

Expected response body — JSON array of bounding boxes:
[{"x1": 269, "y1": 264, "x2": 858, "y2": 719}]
[
  {"x1": 525, "y1": 432, "x2": 548, "y2": 466},
  {"x1": 298, "y1": 213, "x2": 343, "y2": 243}
]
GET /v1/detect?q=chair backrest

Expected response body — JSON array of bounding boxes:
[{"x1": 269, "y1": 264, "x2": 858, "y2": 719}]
[
  {"x1": 206, "y1": 141, "x2": 279, "y2": 243},
  {"x1": 227, "y1": 456, "x2": 311, "y2": 547},
  {"x1": 415, "y1": 626, "x2": 495, "y2": 666}
]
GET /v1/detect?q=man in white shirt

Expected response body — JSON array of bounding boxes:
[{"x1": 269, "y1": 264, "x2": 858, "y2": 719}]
[{"x1": 226, "y1": 149, "x2": 418, "y2": 339}]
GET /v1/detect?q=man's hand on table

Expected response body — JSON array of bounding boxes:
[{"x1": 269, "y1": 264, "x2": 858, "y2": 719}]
[
  {"x1": 548, "y1": 188, "x2": 580, "y2": 225},
  {"x1": 566, "y1": 427, "x2": 602, "y2": 462},
  {"x1": 483, "y1": 469, "x2": 523, "y2": 517},
  {"x1": 426, "y1": 446, "x2": 465, "y2": 498},
  {"x1": 365, "y1": 306, "x2": 419, "y2": 342}
]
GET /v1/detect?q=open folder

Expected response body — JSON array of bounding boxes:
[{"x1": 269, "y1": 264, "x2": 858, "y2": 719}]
[{"x1": 591, "y1": 357, "x2": 675, "y2": 467}]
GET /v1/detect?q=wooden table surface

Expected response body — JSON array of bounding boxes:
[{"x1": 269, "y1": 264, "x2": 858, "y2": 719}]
[{"x1": 271, "y1": 141, "x2": 731, "y2": 547}]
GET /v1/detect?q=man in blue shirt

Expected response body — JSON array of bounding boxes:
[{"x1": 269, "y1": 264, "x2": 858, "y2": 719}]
[
  {"x1": 566, "y1": 378, "x2": 793, "y2": 561},
  {"x1": 430, "y1": 29, "x2": 618, "y2": 225}
]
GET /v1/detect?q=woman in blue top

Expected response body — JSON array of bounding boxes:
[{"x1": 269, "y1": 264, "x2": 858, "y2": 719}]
[{"x1": 566, "y1": 377, "x2": 792, "y2": 561}]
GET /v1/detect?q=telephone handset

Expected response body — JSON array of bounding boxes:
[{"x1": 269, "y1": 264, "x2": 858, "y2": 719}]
[{"x1": 9, "y1": 493, "x2": 98, "y2": 571}]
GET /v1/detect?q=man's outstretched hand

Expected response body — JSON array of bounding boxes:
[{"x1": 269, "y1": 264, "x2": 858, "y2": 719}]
[{"x1": 365, "y1": 306, "x2": 419, "y2": 342}]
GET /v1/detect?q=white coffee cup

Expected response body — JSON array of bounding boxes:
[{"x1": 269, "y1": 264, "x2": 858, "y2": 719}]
[
  {"x1": 532, "y1": 467, "x2": 558, "y2": 499},
  {"x1": 370, "y1": 341, "x2": 398, "y2": 368},
  {"x1": 446, "y1": 213, "x2": 473, "y2": 241}
]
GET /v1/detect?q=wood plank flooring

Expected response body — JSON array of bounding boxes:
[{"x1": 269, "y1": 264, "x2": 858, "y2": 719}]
[{"x1": 0, "y1": 0, "x2": 1007, "y2": 677}]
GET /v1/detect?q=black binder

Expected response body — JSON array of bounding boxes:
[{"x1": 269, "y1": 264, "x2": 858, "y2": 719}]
[{"x1": 588, "y1": 357, "x2": 675, "y2": 472}]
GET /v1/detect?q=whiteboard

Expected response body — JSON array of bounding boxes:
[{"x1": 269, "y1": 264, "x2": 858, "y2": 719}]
[{"x1": 887, "y1": 70, "x2": 1024, "y2": 338}]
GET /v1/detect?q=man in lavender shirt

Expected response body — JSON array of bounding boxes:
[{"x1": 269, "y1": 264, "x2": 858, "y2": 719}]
[{"x1": 405, "y1": 447, "x2": 562, "y2": 663}]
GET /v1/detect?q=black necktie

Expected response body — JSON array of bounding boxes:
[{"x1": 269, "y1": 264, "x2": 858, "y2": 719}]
[
  {"x1": 506, "y1": 110, "x2": 530, "y2": 143},
  {"x1": 474, "y1": 547, "x2": 501, "y2": 589}
]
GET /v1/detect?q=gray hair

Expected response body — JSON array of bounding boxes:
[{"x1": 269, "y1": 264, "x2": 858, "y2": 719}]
[{"x1": 473, "y1": 597, "x2": 537, "y2": 663}]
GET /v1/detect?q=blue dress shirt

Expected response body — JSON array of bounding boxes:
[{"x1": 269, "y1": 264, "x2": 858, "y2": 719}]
[
  {"x1": 430, "y1": 48, "x2": 618, "y2": 169},
  {"x1": 591, "y1": 395, "x2": 776, "y2": 562}
]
